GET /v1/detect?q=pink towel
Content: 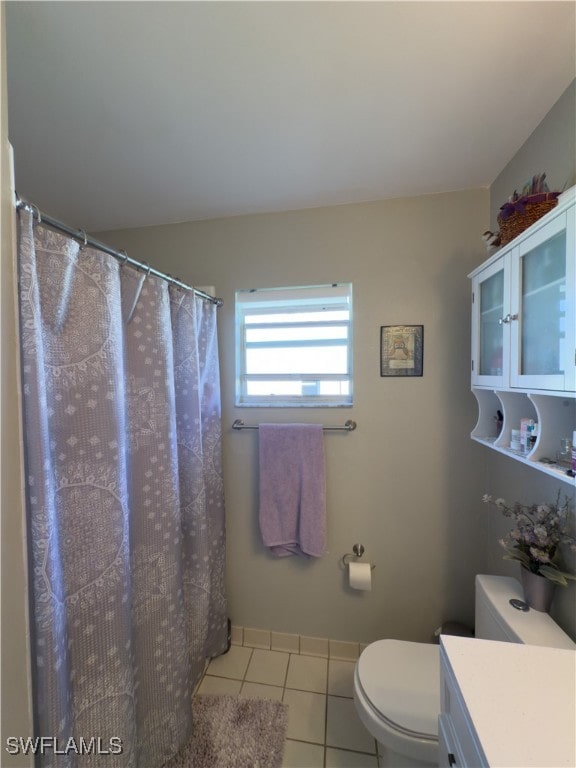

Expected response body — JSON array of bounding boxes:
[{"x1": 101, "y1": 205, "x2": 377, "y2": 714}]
[{"x1": 258, "y1": 424, "x2": 326, "y2": 557}]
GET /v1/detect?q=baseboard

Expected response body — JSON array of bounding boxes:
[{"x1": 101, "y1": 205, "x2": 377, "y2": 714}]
[{"x1": 230, "y1": 625, "x2": 369, "y2": 660}]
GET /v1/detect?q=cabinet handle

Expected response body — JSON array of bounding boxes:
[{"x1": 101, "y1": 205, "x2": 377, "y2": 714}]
[
  {"x1": 448, "y1": 753, "x2": 457, "y2": 766},
  {"x1": 498, "y1": 312, "x2": 519, "y2": 325}
]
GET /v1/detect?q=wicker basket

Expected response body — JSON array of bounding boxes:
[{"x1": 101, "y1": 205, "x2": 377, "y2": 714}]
[{"x1": 497, "y1": 192, "x2": 560, "y2": 245}]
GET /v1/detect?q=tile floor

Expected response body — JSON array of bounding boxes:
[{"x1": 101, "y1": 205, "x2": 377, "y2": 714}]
[{"x1": 198, "y1": 645, "x2": 380, "y2": 767}]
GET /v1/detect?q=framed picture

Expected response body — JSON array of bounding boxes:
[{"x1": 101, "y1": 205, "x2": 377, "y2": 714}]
[{"x1": 380, "y1": 325, "x2": 423, "y2": 377}]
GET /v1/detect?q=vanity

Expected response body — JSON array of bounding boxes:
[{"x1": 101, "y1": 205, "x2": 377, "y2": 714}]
[{"x1": 439, "y1": 635, "x2": 576, "y2": 767}]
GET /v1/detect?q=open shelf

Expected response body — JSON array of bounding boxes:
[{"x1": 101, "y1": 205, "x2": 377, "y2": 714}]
[{"x1": 472, "y1": 388, "x2": 576, "y2": 486}]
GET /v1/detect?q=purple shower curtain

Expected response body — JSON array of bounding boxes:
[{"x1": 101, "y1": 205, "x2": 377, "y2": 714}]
[{"x1": 17, "y1": 209, "x2": 227, "y2": 767}]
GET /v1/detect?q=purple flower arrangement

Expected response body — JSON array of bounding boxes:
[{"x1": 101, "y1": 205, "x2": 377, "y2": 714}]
[{"x1": 482, "y1": 492, "x2": 576, "y2": 586}]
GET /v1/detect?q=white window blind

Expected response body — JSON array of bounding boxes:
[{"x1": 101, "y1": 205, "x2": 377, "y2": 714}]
[{"x1": 235, "y1": 283, "x2": 353, "y2": 407}]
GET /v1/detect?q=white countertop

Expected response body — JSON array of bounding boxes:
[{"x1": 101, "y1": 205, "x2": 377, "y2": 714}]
[{"x1": 441, "y1": 635, "x2": 576, "y2": 768}]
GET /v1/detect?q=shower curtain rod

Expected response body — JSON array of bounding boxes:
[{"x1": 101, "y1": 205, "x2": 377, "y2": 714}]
[{"x1": 15, "y1": 195, "x2": 223, "y2": 307}]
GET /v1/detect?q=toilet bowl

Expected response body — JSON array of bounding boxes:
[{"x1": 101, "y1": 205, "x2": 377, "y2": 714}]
[
  {"x1": 353, "y1": 640, "x2": 439, "y2": 766},
  {"x1": 353, "y1": 574, "x2": 576, "y2": 767}
]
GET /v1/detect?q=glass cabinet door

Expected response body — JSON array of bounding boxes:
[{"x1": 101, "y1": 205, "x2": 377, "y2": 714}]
[
  {"x1": 479, "y1": 269, "x2": 504, "y2": 376},
  {"x1": 510, "y1": 211, "x2": 574, "y2": 391},
  {"x1": 472, "y1": 257, "x2": 508, "y2": 387},
  {"x1": 520, "y1": 231, "x2": 565, "y2": 375}
]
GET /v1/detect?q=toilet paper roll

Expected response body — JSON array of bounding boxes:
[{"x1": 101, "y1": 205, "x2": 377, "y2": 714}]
[{"x1": 348, "y1": 561, "x2": 372, "y2": 591}]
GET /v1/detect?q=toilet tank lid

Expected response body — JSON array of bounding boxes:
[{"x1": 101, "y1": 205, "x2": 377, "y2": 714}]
[
  {"x1": 357, "y1": 640, "x2": 440, "y2": 739},
  {"x1": 476, "y1": 575, "x2": 576, "y2": 650}
]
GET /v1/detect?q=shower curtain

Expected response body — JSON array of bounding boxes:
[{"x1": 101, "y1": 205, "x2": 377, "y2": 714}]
[{"x1": 17, "y1": 209, "x2": 228, "y2": 767}]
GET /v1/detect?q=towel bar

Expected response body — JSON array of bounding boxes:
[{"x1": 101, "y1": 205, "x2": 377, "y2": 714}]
[{"x1": 232, "y1": 419, "x2": 356, "y2": 432}]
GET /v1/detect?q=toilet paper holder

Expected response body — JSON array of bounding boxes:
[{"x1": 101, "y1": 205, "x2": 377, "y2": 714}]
[{"x1": 341, "y1": 544, "x2": 375, "y2": 570}]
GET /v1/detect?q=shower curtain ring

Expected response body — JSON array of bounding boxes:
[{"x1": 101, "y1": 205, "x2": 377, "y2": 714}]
[
  {"x1": 166, "y1": 273, "x2": 181, "y2": 292},
  {"x1": 119, "y1": 250, "x2": 129, "y2": 267},
  {"x1": 78, "y1": 230, "x2": 88, "y2": 250},
  {"x1": 32, "y1": 204, "x2": 42, "y2": 224}
]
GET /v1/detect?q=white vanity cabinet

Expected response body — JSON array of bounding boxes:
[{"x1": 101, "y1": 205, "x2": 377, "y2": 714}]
[
  {"x1": 439, "y1": 636, "x2": 576, "y2": 768},
  {"x1": 469, "y1": 186, "x2": 576, "y2": 484},
  {"x1": 439, "y1": 664, "x2": 486, "y2": 767}
]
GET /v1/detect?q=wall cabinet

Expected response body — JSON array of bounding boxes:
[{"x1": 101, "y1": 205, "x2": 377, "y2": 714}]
[{"x1": 469, "y1": 186, "x2": 576, "y2": 484}]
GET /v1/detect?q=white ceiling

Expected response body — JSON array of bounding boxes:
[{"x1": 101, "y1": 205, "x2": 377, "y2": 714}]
[{"x1": 6, "y1": 1, "x2": 576, "y2": 232}]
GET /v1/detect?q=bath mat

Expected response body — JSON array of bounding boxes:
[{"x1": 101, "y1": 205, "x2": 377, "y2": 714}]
[{"x1": 162, "y1": 694, "x2": 288, "y2": 768}]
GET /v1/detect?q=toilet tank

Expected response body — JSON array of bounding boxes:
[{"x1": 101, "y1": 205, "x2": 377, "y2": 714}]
[{"x1": 475, "y1": 574, "x2": 576, "y2": 650}]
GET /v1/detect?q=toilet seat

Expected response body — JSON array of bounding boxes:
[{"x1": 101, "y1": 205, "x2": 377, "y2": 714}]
[
  {"x1": 356, "y1": 639, "x2": 440, "y2": 741},
  {"x1": 353, "y1": 639, "x2": 440, "y2": 765}
]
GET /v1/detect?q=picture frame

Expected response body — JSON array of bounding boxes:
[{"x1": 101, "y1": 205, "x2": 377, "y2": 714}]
[{"x1": 380, "y1": 325, "x2": 423, "y2": 377}]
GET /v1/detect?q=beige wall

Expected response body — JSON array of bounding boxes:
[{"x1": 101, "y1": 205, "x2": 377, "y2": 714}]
[
  {"x1": 486, "y1": 78, "x2": 576, "y2": 639},
  {"x1": 1, "y1": 2, "x2": 34, "y2": 763},
  {"x1": 2, "y1": 11, "x2": 574, "y2": 751},
  {"x1": 490, "y1": 79, "x2": 576, "y2": 229},
  {"x1": 99, "y1": 188, "x2": 489, "y2": 643}
]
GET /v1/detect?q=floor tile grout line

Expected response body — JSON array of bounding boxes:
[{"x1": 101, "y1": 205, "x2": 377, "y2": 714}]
[
  {"x1": 204, "y1": 647, "x2": 379, "y2": 764},
  {"x1": 237, "y1": 646, "x2": 254, "y2": 696},
  {"x1": 237, "y1": 640, "x2": 360, "y2": 664},
  {"x1": 326, "y1": 654, "x2": 332, "y2": 767},
  {"x1": 243, "y1": 647, "x2": 254, "y2": 684},
  {"x1": 283, "y1": 736, "x2": 379, "y2": 759},
  {"x1": 323, "y1": 668, "x2": 328, "y2": 768},
  {"x1": 282, "y1": 652, "x2": 292, "y2": 689},
  {"x1": 204, "y1": 674, "x2": 355, "y2": 699}
]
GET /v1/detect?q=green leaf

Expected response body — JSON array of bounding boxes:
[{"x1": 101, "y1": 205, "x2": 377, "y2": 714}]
[
  {"x1": 538, "y1": 565, "x2": 570, "y2": 586},
  {"x1": 502, "y1": 548, "x2": 530, "y2": 568}
]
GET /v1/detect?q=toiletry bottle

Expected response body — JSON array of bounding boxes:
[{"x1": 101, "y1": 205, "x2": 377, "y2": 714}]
[{"x1": 520, "y1": 418, "x2": 534, "y2": 453}]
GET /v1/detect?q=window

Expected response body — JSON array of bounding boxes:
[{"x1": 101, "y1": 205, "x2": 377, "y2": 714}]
[{"x1": 235, "y1": 283, "x2": 353, "y2": 407}]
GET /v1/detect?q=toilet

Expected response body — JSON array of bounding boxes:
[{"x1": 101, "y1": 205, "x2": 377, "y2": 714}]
[{"x1": 353, "y1": 574, "x2": 576, "y2": 767}]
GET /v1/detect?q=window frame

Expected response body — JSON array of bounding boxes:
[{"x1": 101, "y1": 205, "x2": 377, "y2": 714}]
[{"x1": 235, "y1": 283, "x2": 353, "y2": 407}]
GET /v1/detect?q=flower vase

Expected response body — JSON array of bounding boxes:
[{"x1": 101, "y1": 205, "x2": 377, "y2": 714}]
[{"x1": 520, "y1": 567, "x2": 555, "y2": 612}]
